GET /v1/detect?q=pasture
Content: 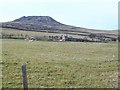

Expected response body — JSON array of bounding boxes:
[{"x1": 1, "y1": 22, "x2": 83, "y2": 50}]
[
  {"x1": 1, "y1": 28, "x2": 85, "y2": 38},
  {"x1": 2, "y1": 39, "x2": 118, "y2": 88}
]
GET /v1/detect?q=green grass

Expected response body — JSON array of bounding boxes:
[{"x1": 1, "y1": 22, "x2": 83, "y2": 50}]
[
  {"x1": 2, "y1": 39, "x2": 118, "y2": 88},
  {"x1": 1, "y1": 28, "x2": 85, "y2": 38}
]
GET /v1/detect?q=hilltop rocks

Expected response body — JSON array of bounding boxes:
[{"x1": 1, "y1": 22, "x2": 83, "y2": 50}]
[{"x1": 13, "y1": 16, "x2": 62, "y2": 26}]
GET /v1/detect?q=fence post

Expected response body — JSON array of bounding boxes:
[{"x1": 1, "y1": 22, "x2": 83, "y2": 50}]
[{"x1": 21, "y1": 64, "x2": 28, "y2": 90}]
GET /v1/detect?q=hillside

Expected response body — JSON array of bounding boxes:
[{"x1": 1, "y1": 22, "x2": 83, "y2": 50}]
[
  {"x1": 1, "y1": 16, "x2": 118, "y2": 42},
  {"x1": 1, "y1": 16, "x2": 74, "y2": 31},
  {"x1": 1, "y1": 16, "x2": 118, "y2": 34}
]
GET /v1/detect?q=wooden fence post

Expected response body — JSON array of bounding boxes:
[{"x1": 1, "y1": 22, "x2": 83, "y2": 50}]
[{"x1": 21, "y1": 64, "x2": 28, "y2": 90}]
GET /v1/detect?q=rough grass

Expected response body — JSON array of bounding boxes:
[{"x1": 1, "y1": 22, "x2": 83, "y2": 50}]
[
  {"x1": 1, "y1": 28, "x2": 85, "y2": 38},
  {"x1": 2, "y1": 39, "x2": 118, "y2": 88}
]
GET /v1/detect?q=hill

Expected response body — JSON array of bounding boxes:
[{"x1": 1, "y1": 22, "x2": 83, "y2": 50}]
[
  {"x1": 1, "y1": 16, "x2": 118, "y2": 34},
  {"x1": 0, "y1": 16, "x2": 118, "y2": 42},
  {"x1": 1, "y1": 16, "x2": 74, "y2": 31}
]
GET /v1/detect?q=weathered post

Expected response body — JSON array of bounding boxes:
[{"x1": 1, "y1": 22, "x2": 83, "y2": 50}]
[{"x1": 21, "y1": 64, "x2": 28, "y2": 90}]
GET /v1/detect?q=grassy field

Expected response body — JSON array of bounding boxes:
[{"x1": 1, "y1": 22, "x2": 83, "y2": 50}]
[
  {"x1": 2, "y1": 39, "x2": 118, "y2": 88},
  {"x1": 1, "y1": 28, "x2": 85, "y2": 38}
]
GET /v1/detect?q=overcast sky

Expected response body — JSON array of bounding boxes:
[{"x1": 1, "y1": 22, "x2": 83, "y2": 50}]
[{"x1": 0, "y1": 0, "x2": 119, "y2": 30}]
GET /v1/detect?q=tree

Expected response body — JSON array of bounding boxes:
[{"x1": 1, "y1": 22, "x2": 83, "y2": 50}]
[{"x1": 89, "y1": 33, "x2": 96, "y2": 41}]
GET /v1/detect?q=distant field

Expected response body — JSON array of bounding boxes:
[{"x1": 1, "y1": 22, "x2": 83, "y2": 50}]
[
  {"x1": 2, "y1": 39, "x2": 118, "y2": 88},
  {"x1": 1, "y1": 28, "x2": 85, "y2": 38}
]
